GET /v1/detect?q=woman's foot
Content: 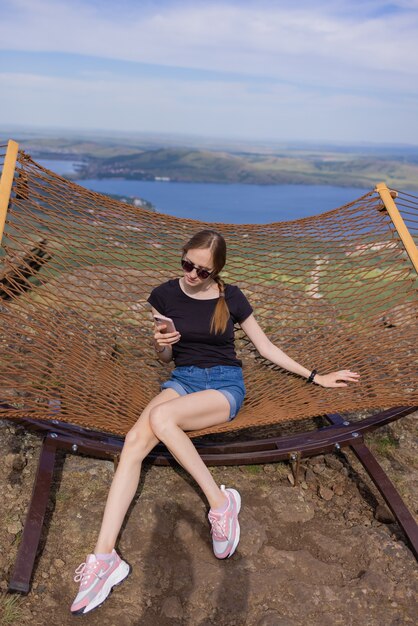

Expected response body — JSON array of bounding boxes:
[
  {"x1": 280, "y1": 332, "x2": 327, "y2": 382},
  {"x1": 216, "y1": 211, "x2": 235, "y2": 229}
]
[
  {"x1": 70, "y1": 549, "x2": 131, "y2": 615},
  {"x1": 208, "y1": 485, "x2": 241, "y2": 559}
]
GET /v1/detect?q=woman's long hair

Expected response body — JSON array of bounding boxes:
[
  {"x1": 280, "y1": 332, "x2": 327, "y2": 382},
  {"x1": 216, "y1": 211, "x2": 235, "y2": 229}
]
[{"x1": 182, "y1": 229, "x2": 230, "y2": 334}]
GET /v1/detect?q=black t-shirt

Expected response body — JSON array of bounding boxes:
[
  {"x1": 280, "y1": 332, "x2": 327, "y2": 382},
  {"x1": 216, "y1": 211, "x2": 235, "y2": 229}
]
[{"x1": 147, "y1": 279, "x2": 253, "y2": 368}]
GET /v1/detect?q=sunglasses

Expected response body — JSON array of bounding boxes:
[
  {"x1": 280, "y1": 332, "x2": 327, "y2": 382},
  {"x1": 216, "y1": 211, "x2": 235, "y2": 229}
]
[{"x1": 181, "y1": 258, "x2": 213, "y2": 280}]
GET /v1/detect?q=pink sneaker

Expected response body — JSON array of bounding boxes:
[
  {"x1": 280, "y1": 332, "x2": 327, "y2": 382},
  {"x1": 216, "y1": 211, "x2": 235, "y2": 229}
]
[
  {"x1": 70, "y1": 549, "x2": 131, "y2": 615},
  {"x1": 208, "y1": 485, "x2": 241, "y2": 559}
]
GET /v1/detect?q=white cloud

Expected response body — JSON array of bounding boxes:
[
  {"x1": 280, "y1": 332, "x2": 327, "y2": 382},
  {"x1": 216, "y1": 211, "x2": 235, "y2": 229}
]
[
  {"x1": 2, "y1": 0, "x2": 418, "y2": 90},
  {"x1": 1, "y1": 1, "x2": 417, "y2": 142}
]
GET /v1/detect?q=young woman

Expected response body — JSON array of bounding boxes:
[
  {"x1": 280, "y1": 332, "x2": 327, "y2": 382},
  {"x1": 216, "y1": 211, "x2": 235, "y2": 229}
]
[{"x1": 71, "y1": 229, "x2": 360, "y2": 615}]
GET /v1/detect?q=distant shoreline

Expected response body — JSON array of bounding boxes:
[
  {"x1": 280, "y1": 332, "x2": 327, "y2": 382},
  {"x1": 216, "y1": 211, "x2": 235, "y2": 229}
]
[{"x1": 24, "y1": 135, "x2": 418, "y2": 191}]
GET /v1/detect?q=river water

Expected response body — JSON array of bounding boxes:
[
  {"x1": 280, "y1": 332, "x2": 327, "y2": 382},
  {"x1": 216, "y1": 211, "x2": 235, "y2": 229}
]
[{"x1": 38, "y1": 158, "x2": 374, "y2": 224}]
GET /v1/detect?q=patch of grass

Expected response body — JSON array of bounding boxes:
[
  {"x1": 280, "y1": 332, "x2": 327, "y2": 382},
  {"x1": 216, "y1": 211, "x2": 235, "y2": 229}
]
[
  {"x1": 374, "y1": 434, "x2": 400, "y2": 457},
  {"x1": 3, "y1": 513, "x2": 16, "y2": 526},
  {"x1": 245, "y1": 464, "x2": 262, "y2": 475},
  {"x1": 11, "y1": 529, "x2": 22, "y2": 548},
  {"x1": 0, "y1": 593, "x2": 24, "y2": 625},
  {"x1": 55, "y1": 490, "x2": 72, "y2": 503}
]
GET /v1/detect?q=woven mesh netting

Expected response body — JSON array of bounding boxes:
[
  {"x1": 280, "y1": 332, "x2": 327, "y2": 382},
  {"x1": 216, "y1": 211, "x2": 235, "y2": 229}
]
[{"x1": 0, "y1": 149, "x2": 417, "y2": 437}]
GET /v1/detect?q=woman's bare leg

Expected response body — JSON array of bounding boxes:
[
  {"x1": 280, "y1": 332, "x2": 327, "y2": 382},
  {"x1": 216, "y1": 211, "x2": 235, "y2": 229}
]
[
  {"x1": 94, "y1": 388, "x2": 179, "y2": 554},
  {"x1": 148, "y1": 390, "x2": 231, "y2": 510}
]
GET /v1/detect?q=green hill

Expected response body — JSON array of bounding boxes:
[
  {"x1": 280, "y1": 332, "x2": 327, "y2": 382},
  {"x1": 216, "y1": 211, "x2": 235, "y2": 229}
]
[{"x1": 77, "y1": 148, "x2": 418, "y2": 189}]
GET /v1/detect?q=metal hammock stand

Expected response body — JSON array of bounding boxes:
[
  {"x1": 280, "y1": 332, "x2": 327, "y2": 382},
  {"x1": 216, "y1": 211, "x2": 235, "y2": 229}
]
[{"x1": 1, "y1": 140, "x2": 417, "y2": 593}]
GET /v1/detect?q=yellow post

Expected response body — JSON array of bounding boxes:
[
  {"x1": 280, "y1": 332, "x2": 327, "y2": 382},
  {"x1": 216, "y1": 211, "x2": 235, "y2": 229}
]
[
  {"x1": 376, "y1": 181, "x2": 418, "y2": 274},
  {"x1": 0, "y1": 139, "x2": 19, "y2": 246}
]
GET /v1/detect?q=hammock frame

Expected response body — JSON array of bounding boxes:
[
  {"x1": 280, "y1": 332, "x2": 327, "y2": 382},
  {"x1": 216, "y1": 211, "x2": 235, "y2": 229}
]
[
  {"x1": 1, "y1": 139, "x2": 417, "y2": 593},
  {"x1": 4, "y1": 405, "x2": 417, "y2": 593}
]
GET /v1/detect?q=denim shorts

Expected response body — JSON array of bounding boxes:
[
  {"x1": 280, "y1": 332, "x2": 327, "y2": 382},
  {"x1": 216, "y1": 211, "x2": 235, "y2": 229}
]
[{"x1": 161, "y1": 365, "x2": 246, "y2": 420}]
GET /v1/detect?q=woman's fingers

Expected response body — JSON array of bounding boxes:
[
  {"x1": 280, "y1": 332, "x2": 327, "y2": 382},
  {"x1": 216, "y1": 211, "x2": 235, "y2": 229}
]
[
  {"x1": 319, "y1": 370, "x2": 361, "y2": 387},
  {"x1": 154, "y1": 330, "x2": 181, "y2": 345},
  {"x1": 163, "y1": 331, "x2": 181, "y2": 343},
  {"x1": 154, "y1": 330, "x2": 178, "y2": 339},
  {"x1": 337, "y1": 370, "x2": 360, "y2": 381}
]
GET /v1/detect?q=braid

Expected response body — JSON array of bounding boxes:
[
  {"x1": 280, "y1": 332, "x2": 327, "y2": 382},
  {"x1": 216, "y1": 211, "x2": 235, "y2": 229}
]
[
  {"x1": 214, "y1": 275, "x2": 225, "y2": 297},
  {"x1": 210, "y1": 274, "x2": 230, "y2": 333}
]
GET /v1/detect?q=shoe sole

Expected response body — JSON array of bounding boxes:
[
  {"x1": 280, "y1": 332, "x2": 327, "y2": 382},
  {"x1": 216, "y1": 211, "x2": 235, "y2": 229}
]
[
  {"x1": 71, "y1": 560, "x2": 131, "y2": 616},
  {"x1": 227, "y1": 488, "x2": 241, "y2": 558}
]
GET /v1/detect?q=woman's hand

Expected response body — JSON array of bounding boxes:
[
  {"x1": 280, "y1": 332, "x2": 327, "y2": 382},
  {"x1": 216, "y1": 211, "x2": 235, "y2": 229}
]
[
  {"x1": 314, "y1": 370, "x2": 360, "y2": 388},
  {"x1": 154, "y1": 325, "x2": 181, "y2": 349}
]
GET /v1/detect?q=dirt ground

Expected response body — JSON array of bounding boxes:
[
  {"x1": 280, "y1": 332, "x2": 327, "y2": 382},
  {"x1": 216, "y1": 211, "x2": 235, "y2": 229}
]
[{"x1": 0, "y1": 412, "x2": 417, "y2": 626}]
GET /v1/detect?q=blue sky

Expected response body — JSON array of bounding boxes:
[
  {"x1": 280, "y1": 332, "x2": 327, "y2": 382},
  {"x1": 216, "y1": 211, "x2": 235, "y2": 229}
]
[{"x1": 1, "y1": 0, "x2": 418, "y2": 144}]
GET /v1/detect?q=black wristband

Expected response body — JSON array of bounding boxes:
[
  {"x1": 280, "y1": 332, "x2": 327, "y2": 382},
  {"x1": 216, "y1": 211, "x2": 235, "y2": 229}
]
[{"x1": 307, "y1": 369, "x2": 317, "y2": 384}]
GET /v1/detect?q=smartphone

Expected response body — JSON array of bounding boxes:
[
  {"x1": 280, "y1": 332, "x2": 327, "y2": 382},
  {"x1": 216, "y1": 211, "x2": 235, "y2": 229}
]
[{"x1": 154, "y1": 314, "x2": 177, "y2": 334}]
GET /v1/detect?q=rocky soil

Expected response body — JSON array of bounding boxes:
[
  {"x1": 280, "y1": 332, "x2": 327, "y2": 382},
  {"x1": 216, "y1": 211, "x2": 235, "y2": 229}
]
[{"x1": 0, "y1": 412, "x2": 417, "y2": 626}]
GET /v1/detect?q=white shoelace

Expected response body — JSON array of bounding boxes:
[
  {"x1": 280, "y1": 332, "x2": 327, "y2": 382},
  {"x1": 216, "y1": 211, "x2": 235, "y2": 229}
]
[
  {"x1": 74, "y1": 561, "x2": 98, "y2": 584},
  {"x1": 208, "y1": 512, "x2": 227, "y2": 540}
]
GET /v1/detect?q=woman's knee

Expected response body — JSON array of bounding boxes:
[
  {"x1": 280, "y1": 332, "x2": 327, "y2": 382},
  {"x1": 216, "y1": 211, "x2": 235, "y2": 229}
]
[
  {"x1": 123, "y1": 426, "x2": 154, "y2": 460},
  {"x1": 149, "y1": 404, "x2": 172, "y2": 439}
]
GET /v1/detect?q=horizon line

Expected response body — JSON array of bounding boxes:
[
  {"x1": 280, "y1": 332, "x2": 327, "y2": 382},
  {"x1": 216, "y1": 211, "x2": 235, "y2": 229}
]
[{"x1": 1, "y1": 124, "x2": 418, "y2": 151}]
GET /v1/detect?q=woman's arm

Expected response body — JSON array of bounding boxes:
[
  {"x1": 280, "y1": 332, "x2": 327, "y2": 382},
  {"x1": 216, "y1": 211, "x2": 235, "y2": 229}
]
[
  {"x1": 240, "y1": 314, "x2": 360, "y2": 388},
  {"x1": 150, "y1": 306, "x2": 181, "y2": 364}
]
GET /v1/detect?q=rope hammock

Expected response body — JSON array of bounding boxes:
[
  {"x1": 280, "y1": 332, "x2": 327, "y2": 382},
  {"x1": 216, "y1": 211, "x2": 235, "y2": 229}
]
[{"x1": 0, "y1": 142, "x2": 417, "y2": 438}]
